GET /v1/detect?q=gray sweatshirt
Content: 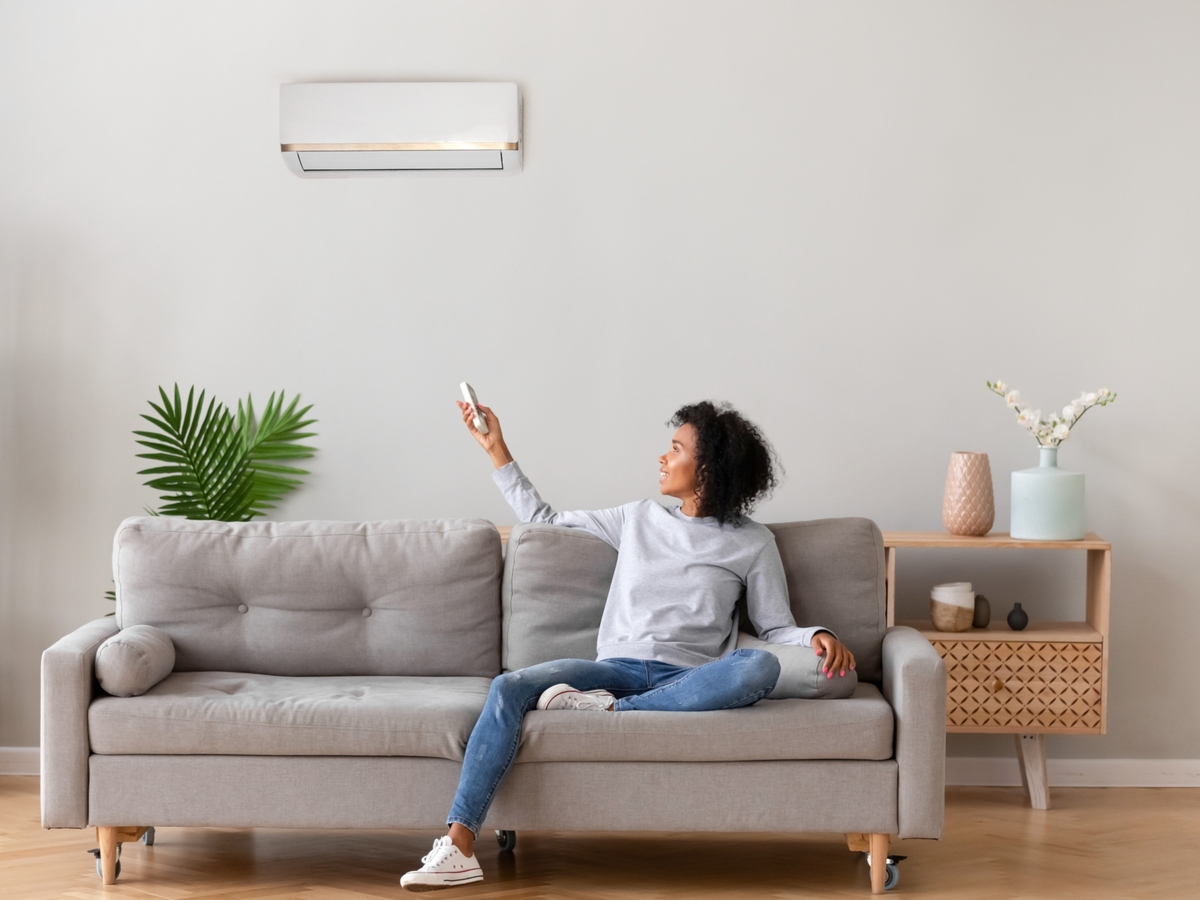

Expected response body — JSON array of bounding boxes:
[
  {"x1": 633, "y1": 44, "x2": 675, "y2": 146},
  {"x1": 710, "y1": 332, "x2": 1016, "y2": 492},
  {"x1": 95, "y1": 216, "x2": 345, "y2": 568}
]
[{"x1": 493, "y1": 461, "x2": 829, "y2": 668}]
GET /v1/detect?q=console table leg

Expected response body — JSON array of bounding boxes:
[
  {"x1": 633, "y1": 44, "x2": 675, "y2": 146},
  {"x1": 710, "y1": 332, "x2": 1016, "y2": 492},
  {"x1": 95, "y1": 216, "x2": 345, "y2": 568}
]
[
  {"x1": 1015, "y1": 734, "x2": 1030, "y2": 794},
  {"x1": 1015, "y1": 733, "x2": 1050, "y2": 810}
]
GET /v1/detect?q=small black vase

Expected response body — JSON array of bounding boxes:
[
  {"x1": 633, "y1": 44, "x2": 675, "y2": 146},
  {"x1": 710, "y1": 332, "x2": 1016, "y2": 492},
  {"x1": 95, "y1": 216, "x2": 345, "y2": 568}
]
[{"x1": 1007, "y1": 602, "x2": 1029, "y2": 631}]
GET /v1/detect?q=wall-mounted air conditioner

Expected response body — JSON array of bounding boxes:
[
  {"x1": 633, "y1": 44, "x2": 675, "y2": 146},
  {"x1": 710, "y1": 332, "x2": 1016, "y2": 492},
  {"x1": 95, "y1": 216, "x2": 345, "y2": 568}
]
[{"x1": 279, "y1": 82, "x2": 522, "y2": 177}]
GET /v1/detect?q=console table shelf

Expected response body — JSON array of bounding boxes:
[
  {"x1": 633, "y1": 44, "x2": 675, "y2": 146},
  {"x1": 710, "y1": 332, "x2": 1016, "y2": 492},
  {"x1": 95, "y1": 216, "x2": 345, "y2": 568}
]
[
  {"x1": 882, "y1": 531, "x2": 1111, "y2": 810},
  {"x1": 883, "y1": 531, "x2": 1110, "y2": 550},
  {"x1": 896, "y1": 620, "x2": 1102, "y2": 643}
]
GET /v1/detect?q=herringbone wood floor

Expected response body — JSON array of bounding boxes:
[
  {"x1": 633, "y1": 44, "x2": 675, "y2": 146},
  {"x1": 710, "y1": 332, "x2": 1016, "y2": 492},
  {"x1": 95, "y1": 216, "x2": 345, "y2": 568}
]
[{"x1": 3, "y1": 776, "x2": 1197, "y2": 899}]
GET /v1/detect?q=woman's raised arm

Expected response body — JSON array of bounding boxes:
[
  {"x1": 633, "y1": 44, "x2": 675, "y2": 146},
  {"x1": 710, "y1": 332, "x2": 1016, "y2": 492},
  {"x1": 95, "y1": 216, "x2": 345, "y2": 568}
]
[
  {"x1": 457, "y1": 401, "x2": 513, "y2": 469},
  {"x1": 456, "y1": 400, "x2": 626, "y2": 548}
]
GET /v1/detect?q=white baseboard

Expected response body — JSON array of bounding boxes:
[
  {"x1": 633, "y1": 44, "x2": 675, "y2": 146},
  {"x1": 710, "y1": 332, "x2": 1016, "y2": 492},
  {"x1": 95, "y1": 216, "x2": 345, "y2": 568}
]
[
  {"x1": 1, "y1": 746, "x2": 1197, "y2": 785},
  {"x1": 0, "y1": 747, "x2": 39, "y2": 776},
  {"x1": 946, "y1": 756, "x2": 1200, "y2": 788}
]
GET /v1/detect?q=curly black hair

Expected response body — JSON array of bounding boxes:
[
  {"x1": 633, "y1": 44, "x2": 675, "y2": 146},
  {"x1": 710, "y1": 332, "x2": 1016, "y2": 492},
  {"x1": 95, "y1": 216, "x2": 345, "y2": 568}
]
[{"x1": 668, "y1": 401, "x2": 781, "y2": 526}]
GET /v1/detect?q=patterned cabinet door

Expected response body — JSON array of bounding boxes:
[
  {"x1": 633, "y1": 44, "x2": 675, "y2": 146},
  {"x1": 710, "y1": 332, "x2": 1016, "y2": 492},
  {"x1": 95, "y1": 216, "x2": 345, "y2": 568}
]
[{"x1": 931, "y1": 640, "x2": 1103, "y2": 733}]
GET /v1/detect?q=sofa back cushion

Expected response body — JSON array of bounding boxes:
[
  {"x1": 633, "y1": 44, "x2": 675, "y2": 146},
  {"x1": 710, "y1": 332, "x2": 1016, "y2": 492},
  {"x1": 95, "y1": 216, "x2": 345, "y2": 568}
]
[
  {"x1": 501, "y1": 524, "x2": 617, "y2": 672},
  {"x1": 760, "y1": 518, "x2": 887, "y2": 684},
  {"x1": 501, "y1": 516, "x2": 886, "y2": 684},
  {"x1": 114, "y1": 517, "x2": 502, "y2": 677}
]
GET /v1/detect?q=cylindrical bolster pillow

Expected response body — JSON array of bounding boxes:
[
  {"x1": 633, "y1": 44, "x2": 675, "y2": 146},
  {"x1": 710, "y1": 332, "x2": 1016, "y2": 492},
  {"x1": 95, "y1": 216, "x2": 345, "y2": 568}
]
[
  {"x1": 95, "y1": 624, "x2": 176, "y2": 697},
  {"x1": 737, "y1": 633, "x2": 858, "y2": 699}
]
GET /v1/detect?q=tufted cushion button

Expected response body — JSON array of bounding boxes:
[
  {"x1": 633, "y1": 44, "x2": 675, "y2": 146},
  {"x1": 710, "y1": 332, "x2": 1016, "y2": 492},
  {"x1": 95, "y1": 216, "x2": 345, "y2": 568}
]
[
  {"x1": 361, "y1": 607, "x2": 372, "y2": 618},
  {"x1": 237, "y1": 604, "x2": 248, "y2": 614}
]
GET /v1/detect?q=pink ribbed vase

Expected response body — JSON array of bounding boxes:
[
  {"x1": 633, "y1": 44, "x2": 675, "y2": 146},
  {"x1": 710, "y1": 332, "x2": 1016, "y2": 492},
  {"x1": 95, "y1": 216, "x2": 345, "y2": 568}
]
[{"x1": 942, "y1": 452, "x2": 995, "y2": 537}]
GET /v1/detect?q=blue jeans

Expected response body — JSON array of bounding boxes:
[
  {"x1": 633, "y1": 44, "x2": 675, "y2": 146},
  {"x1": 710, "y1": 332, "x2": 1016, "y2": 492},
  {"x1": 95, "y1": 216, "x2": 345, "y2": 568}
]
[{"x1": 446, "y1": 648, "x2": 781, "y2": 834}]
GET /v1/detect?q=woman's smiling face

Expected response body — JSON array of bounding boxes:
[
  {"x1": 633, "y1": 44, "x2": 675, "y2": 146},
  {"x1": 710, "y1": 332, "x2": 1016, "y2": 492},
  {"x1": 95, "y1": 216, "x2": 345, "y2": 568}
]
[{"x1": 658, "y1": 424, "x2": 699, "y2": 506}]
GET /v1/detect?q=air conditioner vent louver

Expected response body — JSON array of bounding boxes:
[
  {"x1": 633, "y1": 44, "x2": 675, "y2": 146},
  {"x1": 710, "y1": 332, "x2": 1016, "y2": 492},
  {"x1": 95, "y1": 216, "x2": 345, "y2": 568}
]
[{"x1": 280, "y1": 82, "x2": 522, "y2": 178}]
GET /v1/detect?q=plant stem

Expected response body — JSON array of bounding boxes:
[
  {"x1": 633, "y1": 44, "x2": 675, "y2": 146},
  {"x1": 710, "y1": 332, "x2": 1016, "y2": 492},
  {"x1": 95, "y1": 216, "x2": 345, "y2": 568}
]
[{"x1": 1066, "y1": 403, "x2": 1094, "y2": 433}]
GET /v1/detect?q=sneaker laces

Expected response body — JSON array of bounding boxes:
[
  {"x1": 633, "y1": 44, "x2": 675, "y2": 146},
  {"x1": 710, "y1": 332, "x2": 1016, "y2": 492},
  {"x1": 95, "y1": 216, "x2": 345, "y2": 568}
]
[
  {"x1": 580, "y1": 689, "x2": 616, "y2": 710},
  {"x1": 419, "y1": 835, "x2": 456, "y2": 868}
]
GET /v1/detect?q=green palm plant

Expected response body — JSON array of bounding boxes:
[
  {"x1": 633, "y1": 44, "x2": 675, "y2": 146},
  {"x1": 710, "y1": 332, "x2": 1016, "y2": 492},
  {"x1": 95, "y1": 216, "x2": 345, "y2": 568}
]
[
  {"x1": 134, "y1": 384, "x2": 317, "y2": 519},
  {"x1": 106, "y1": 384, "x2": 317, "y2": 613}
]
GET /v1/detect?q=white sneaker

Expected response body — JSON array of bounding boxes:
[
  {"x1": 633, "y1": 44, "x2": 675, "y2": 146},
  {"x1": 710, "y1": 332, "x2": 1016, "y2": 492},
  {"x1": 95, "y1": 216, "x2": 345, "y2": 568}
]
[
  {"x1": 400, "y1": 835, "x2": 483, "y2": 891},
  {"x1": 536, "y1": 683, "x2": 616, "y2": 711}
]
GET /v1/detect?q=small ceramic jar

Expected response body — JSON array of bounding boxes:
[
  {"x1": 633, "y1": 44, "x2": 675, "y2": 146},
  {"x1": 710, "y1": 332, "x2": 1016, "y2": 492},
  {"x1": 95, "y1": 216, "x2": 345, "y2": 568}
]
[{"x1": 931, "y1": 582, "x2": 975, "y2": 632}]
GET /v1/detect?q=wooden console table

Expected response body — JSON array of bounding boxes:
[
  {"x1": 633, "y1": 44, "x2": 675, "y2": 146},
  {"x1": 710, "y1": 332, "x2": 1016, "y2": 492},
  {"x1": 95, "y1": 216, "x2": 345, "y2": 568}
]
[{"x1": 883, "y1": 531, "x2": 1111, "y2": 810}]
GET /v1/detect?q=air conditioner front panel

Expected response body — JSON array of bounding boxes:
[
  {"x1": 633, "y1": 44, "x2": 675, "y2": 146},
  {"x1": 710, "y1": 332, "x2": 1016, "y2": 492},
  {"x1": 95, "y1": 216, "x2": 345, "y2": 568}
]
[{"x1": 296, "y1": 149, "x2": 505, "y2": 171}]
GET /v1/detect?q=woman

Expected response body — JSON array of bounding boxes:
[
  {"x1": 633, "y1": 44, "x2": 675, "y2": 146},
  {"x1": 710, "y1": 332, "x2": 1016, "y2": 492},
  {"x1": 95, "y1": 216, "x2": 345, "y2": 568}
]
[{"x1": 400, "y1": 399, "x2": 855, "y2": 891}]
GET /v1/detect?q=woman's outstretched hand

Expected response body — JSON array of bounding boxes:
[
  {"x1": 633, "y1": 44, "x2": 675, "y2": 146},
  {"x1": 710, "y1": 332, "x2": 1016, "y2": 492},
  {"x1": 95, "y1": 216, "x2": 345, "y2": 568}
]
[
  {"x1": 812, "y1": 631, "x2": 856, "y2": 679},
  {"x1": 456, "y1": 400, "x2": 513, "y2": 469}
]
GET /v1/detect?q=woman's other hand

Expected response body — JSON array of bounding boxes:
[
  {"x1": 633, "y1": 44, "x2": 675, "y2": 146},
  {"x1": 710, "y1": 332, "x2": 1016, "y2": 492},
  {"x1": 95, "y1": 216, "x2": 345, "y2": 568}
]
[
  {"x1": 457, "y1": 401, "x2": 513, "y2": 469},
  {"x1": 812, "y1": 631, "x2": 856, "y2": 679}
]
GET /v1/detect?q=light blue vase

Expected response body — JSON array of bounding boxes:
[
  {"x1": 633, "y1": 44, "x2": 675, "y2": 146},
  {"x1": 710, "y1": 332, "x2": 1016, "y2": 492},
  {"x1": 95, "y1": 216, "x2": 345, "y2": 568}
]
[{"x1": 1010, "y1": 446, "x2": 1085, "y2": 540}]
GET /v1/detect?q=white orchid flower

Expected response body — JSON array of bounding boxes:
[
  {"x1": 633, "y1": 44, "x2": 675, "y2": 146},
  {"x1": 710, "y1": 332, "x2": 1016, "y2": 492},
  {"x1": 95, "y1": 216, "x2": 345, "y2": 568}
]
[{"x1": 990, "y1": 380, "x2": 1115, "y2": 447}]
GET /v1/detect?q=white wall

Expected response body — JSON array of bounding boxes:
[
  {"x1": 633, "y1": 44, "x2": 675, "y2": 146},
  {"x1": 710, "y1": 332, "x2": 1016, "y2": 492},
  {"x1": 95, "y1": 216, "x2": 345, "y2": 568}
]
[{"x1": 2, "y1": 1, "x2": 1198, "y2": 763}]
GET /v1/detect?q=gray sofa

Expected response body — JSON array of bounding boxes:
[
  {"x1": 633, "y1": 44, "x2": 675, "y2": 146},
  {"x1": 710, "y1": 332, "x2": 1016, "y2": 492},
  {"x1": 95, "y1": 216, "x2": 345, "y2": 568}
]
[{"x1": 42, "y1": 515, "x2": 946, "y2": 894}]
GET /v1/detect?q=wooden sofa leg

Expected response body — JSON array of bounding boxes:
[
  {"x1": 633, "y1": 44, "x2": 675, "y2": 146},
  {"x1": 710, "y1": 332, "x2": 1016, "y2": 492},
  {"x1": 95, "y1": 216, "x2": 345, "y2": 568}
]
[
  {"x1": 95, "y1": 826, "x2": 151, "y2": 884},
  {"x1": 869, "y1": 833, "x2": 889, "y2": 894},
  {"x1": 845, "y1": 832, "x2": 870, "y2": 852},
  {"x1": 97, "y1": 827, "x2": 118, "y2": 884}
]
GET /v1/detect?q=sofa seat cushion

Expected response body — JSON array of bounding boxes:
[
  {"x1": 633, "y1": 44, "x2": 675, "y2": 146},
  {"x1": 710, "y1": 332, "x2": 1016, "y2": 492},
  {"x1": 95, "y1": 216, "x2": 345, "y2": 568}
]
[
  {"x1": 514, "y1": 682, "x2": 894, "y2": 763},
  {"x1": 88, "y1": 672, "x2": 492, "y2": 761}
]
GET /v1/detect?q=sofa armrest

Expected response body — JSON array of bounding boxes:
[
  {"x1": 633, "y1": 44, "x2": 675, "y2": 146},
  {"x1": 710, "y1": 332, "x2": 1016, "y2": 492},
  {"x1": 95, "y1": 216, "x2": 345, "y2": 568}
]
[
  {"x1": 882, "y1": 625, "x2": 946, "y2": 839},
  {"x1": 41, "y1": 617, "x2": 119, "y2": 828}
]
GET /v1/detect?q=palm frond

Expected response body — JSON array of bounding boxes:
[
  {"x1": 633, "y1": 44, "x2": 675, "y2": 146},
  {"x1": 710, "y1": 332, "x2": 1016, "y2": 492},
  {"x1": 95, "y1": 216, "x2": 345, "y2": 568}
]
[
  {"x1": 237, "y1": 391, "x2": 318, "y2": 517},
  {"x1": 134, "y1": 384, "x2": 317, "y2": 522}
]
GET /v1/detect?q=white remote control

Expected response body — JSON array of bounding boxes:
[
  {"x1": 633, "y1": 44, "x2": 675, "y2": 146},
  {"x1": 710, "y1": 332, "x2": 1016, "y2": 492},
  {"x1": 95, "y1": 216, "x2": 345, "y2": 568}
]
[{"x1": 459, "y1": 382, "x2": 489, "y2": 434}]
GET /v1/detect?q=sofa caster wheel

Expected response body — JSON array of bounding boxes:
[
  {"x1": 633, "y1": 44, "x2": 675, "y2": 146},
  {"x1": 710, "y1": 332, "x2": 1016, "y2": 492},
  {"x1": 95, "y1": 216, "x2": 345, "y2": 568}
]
[
  {"x1": 883, "y1": 863, "x2": 899, "y2": 890},
  {"x1": 142, "y1": 826, "x2": 155, "y2": 846},
  {"x1": 495, "y1": 830, "x2": 516, "y2": 852}
]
